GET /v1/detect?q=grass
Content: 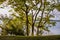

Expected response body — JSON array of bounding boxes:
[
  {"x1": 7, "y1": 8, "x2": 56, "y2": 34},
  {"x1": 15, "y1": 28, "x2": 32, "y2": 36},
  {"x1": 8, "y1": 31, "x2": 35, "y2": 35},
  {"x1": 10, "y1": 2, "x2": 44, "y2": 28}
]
[{"x1": 0, "y1": 35, "x2": 60, "y2": 40}]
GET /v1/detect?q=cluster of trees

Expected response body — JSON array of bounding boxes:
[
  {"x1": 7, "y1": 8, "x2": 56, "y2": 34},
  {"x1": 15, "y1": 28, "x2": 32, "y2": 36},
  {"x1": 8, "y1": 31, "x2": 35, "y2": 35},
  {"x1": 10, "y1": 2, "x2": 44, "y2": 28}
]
[{"x1": 0, "y1": 0, "x2": 60, "y2": 36}]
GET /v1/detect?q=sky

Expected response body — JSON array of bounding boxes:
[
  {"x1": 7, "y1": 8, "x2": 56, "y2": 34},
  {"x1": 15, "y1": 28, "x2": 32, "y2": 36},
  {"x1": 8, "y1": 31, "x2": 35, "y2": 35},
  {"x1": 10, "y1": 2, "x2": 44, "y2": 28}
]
[
  {"x1": 49, "y1": 22, "x2": 60, "y2": 35},
  {"x1": 0, "y1": 6, "x2": 12, "y2": 17},
  {"x1": 0, "y1": 0, "x2": 60, "y2": 35},
  {"x1": 48, "y1": 9, "x2": 60, "y2": 35}
]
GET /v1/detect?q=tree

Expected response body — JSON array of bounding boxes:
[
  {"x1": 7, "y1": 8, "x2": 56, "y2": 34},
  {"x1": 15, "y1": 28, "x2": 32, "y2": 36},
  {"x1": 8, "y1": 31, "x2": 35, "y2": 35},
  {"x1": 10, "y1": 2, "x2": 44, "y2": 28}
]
[
  {"x1": 0, "y1": 0, "x2": 60, "y2": 36},
  {"x1": 0, "y1": 13, "x2": 25, "y2": 36}
]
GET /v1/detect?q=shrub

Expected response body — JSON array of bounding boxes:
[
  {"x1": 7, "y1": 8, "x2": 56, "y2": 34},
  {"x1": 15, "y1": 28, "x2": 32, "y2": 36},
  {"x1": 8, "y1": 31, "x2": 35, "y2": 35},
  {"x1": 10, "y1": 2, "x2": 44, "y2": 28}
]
[{"x1": 0, "y1": 35, "x2": 60, "y2": 40}]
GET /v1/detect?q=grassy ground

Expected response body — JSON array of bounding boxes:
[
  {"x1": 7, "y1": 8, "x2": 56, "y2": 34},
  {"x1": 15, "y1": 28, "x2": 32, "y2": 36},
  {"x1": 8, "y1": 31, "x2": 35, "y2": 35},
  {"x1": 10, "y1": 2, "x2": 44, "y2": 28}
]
[{"x1": 0, "y1": 35, "x2": 60, "y2": 40}]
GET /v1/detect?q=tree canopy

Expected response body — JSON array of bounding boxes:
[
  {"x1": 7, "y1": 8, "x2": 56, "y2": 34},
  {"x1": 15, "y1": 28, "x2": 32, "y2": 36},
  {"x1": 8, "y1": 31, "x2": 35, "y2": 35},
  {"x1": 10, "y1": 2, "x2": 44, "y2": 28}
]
[{"x1": 0, "y1": 0, "x2": 60, "y2": 36}]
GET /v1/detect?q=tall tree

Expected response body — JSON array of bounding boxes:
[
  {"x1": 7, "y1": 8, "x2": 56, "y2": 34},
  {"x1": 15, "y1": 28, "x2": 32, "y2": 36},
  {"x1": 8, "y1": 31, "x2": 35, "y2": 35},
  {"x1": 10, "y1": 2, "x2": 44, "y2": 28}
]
[
  {"x1": 0, "y1": 0, "x2": 60, "y2": 36},
  {"x1": 8, "y1": 0, "x2": 57, "y2": 36}
]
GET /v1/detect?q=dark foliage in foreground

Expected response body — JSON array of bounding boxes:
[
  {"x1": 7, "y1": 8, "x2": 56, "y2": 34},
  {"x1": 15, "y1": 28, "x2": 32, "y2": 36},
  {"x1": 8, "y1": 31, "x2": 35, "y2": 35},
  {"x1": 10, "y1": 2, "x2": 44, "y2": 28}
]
[
  {"x1": 6, "y1": 25, "x2": 25, "y2": 36},
  {"x1": 0, "y1": 35, "x2": 60, "y2": 40}
]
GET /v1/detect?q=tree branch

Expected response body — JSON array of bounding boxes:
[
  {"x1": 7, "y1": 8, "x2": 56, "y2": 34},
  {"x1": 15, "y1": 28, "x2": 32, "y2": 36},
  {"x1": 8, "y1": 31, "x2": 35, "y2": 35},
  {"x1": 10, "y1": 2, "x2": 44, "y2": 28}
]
[
  {"x1": 38, "y1": 0, "x2": 45, "y2": 27},
  {"x1": 44, "y1": 11, "x2": 50, "y2": 24},
  {"x1": 25, "y1": 4, "x2": 29, "y2": 36},
  {"x1": 33, "y1": 0, "x2": 42, "y2": 27},
  {"x1": 37, "y1": 0, "x2": 45, "y2": 35},
  {"x1": 44, "y1": 9, "x2": 54, "y2": 24},
  {"x1": 21, "y1": 8, "x2": 26, "y2": 12}
]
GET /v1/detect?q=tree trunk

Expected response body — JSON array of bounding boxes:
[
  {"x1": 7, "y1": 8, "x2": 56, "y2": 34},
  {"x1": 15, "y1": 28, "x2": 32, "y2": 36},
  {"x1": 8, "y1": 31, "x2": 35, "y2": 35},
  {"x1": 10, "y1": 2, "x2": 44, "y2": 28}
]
[
  {"x1": 32, "y1": 23, "x2": 34, "y2": 36},
  {"x1": 37, "y1": 27, "x2": 39, "y2": 36},
  {"x1": 31, "y1": 10, "x2": 34, "y2": 36},
  {"x1": 25, "y1": 5, "x2": 29, "y2": 36}
]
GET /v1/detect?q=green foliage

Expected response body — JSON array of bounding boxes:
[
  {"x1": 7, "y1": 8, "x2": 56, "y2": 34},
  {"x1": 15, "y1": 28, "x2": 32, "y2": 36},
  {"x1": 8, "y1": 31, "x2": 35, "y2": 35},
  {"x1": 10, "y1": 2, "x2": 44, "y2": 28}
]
[
  {"x1": 6, "y1": 24, "x2": 24, "y2": 36},
  {"x1": 4, "y1": 14, "x2": 25, "y2": 36},
  {"x1": 0, "y1": 0, "x2": 6, "y2": 4},
  {"x1": 55, "y1": 4, "x2": 60, "y2": 11},
  {"x1": 0, "y1": 13, "x2": 25, "y2": 36},
  {"x1": 0, "y1": 0, "x2": 59, "y2": 36},
  {"x1": 0, "y1": 35, "x2": 60, "y2": 40}
]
